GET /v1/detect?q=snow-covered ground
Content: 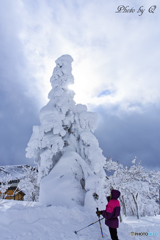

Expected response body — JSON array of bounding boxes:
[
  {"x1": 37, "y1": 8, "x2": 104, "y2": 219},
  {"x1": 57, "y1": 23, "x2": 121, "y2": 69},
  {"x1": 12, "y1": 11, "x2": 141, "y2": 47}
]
[{"x1": 0, "y1": 200, "x2": 159, "y2": 240}]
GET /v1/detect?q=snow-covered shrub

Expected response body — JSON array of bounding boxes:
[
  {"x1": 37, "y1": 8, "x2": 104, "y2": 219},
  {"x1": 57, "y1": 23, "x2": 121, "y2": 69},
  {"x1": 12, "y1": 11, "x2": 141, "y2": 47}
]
[{"x1": 26, "y1": 55, "x2": 106, "y2": 210}]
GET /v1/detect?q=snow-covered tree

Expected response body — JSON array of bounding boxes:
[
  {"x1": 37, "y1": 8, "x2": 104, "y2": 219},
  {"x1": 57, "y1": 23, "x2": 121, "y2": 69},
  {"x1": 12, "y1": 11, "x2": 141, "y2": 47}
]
[
  {"x1": 104, "y1": 157, "x2": 159, "y2": 218},
  {"x1": 18, "y1": 166, "x2": 39, "y2": 202},
  {"x1": 26, "y1": 55, "x2": 106, "y2": 210},
  {"x1": 148, "y1": 170, "x2": 160, "y2": 210}
]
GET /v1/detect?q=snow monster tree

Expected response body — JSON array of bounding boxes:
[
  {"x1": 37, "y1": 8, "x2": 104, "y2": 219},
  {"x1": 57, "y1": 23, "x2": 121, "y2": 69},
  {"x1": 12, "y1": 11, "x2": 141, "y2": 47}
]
[{"x1": 26, "y1": 55, "x2": 106, "y2": 211}]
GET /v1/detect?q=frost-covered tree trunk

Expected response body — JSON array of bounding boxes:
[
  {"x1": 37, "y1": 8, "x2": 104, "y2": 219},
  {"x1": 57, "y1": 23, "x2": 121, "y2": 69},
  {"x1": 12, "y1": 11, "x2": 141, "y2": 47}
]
[
  {"x1": 119, "y1": 195, "x2": 126, "y2": 217},
  {"x1": 26, "y1": 55, "x2": 106, "y2": 210},
  {"x1": 131, "y1": 192, "x2": 139, "y2": 219}
]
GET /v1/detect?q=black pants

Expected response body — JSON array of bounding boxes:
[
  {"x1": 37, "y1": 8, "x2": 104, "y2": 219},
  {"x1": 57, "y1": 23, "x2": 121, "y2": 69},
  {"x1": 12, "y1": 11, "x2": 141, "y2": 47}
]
[{"x1": 109, "y1": 227, "x2": 119, "y2": 240}]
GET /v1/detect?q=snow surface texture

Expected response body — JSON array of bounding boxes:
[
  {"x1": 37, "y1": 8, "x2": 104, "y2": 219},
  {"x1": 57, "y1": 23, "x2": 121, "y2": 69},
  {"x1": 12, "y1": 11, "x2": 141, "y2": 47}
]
[
  {"x1": 26, "y1": 55, "x2": 106, "y2": 210},
  {"x1": 0, "y1": 200, "x2": 159, "y2": 240}
]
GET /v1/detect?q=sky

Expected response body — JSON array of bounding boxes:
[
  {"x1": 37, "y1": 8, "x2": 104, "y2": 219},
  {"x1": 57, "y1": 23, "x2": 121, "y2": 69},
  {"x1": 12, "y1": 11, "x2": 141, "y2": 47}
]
[{"x1": 0, "y1": 0, "x2": 160, "y2": 170}]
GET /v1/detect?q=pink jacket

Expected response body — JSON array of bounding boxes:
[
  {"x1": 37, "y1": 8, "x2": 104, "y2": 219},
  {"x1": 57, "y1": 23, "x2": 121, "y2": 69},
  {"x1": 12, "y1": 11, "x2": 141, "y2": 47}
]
[{"x1": 102, "y1": 189, "x2": 121, "y2": 228}]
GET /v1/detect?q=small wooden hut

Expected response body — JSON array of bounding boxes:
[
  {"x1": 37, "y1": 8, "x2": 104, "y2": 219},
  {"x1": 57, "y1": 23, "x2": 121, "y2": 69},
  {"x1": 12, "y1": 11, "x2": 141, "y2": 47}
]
[{"x1": 0, "y1": 165, "x2": 28, "y2": 201}]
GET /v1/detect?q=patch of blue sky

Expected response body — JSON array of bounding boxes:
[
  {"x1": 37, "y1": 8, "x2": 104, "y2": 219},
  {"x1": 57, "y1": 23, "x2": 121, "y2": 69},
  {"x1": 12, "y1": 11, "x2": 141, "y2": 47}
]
[{"x1": 98, "y1": 89, "x2": 112, "y2": 97}]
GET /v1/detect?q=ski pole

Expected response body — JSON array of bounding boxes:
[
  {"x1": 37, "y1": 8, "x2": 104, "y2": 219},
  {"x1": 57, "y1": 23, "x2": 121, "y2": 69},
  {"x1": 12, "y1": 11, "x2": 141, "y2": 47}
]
[
  {"x1": 96, "y1": 208, "x2": 104, "y2": 238},
  {"x1": 74, "y1": 217, "x2": 104, "y2": 234}
]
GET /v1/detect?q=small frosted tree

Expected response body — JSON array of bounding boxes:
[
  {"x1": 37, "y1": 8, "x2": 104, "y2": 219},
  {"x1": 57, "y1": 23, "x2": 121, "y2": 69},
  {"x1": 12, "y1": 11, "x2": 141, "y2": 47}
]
[
  {"x1": 18, "y1": 166, "x2": 39, "y2": 202},
  {"x1": 26, "y1": 55, "x2": 106, "y2": 209}
]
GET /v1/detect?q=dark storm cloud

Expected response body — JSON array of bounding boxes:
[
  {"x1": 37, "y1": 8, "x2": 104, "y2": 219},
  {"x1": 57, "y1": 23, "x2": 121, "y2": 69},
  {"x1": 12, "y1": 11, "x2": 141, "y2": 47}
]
[
  {"x1": 0, "y1": 1, "x2": 39, "y2": 166},
  {"x1": 94, "y1": 103, "x2": 160, "y2": 170}
]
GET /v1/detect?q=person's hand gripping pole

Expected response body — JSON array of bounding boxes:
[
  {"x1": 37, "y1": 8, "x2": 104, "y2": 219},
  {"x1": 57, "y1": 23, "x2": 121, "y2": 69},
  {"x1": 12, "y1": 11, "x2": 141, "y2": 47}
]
[{"x1": 96, "y1": 208, "x2": 104, "y2": 238}]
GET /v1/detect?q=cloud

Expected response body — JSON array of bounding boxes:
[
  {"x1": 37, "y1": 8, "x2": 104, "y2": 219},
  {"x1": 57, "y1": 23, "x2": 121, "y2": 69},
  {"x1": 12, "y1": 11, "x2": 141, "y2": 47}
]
[
  {"x1": 37, "y1": 0, "x2": 160, "y2": 108},
  {"x1": 0, "y1": 1, "x2": 40, "y2": 166},
  {"x1": 15, "y1": 0, "x2": 160, "y2": 107},
  {"x1": 93, "y1": 103, "x2": 160, "y2": 170}
]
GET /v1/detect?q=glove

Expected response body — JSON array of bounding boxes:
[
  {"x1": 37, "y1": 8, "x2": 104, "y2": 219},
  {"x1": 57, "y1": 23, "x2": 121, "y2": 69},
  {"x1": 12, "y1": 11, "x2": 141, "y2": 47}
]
[{"x1": 96, "y1": 209, "x2": 102, "y2": 217}]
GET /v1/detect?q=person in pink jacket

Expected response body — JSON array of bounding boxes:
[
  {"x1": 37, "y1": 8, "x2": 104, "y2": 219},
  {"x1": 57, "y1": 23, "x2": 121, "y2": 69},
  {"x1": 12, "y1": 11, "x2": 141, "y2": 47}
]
[{"x1": 96, "y1": 189, "x2": 121, "y2": 240}]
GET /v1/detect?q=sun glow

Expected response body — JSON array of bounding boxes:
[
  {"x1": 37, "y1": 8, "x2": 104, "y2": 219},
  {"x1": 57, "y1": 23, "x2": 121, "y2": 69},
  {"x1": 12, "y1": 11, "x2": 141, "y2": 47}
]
[{"x1": 68, "y1": 84, "x2": 75, "y2": 91}]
